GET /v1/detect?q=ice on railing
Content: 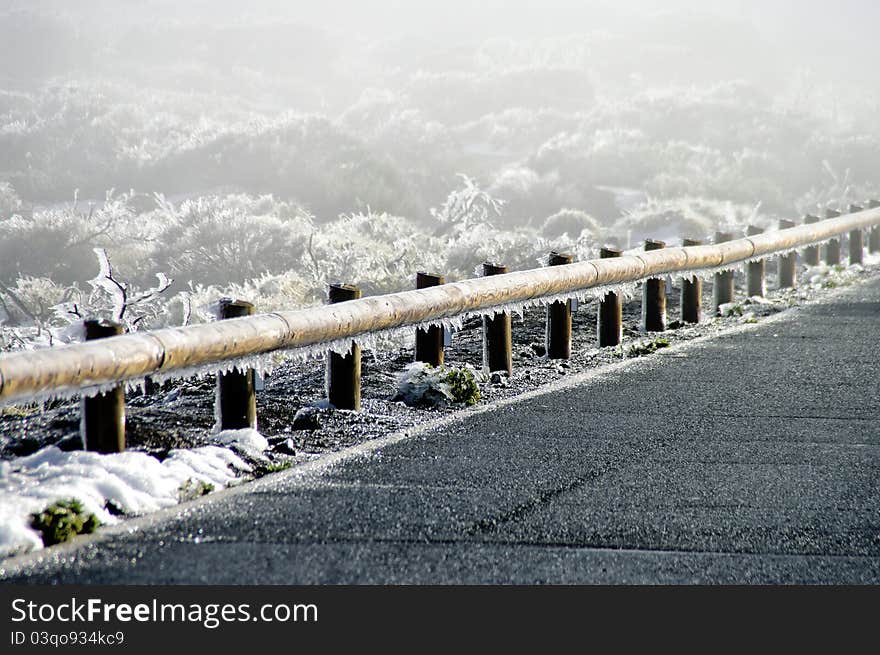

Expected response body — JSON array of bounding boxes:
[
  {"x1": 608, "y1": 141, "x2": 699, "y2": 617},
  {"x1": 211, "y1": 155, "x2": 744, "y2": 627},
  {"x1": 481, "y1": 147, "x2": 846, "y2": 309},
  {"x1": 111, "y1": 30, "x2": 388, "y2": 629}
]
[{"x1": 2, "y1": 228, "x2": 876, "y2": 408}]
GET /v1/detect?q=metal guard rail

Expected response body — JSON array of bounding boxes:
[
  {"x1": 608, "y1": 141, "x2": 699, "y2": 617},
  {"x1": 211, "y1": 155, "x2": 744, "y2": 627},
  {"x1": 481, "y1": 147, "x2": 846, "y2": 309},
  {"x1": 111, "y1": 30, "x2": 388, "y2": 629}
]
[{"x1": 1, "y1": 207, "x2": 878, "y2": 404}]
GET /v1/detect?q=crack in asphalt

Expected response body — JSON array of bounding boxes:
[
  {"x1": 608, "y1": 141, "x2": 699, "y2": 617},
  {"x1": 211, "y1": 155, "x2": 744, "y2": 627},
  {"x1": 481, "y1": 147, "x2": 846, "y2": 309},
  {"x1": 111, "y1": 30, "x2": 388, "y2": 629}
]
[{"x1": 461, "y1": 452, "x2": 652, "y2": 537}]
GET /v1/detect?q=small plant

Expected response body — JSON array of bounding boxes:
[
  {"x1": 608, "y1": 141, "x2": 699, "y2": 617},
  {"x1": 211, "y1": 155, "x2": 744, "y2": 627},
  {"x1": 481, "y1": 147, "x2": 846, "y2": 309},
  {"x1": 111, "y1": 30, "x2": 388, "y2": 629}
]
[
  {"x1": 30, "y1": 499, "x2": 101, "y2": 547},
  {"x1": 262, "y1": 461, "x2": 292, "y2": 474},
  {"x1": 719, "y1": 302, "x2": 744, "y2": 317},
  {"x1": 445, "y1": 366, "x2": 481, "y2": 406},
  {"x1": 177, "y1": 478, "x2": 215, "y2": 502},
  {"x1": 396, "y1": 362, "x2": 481, "y2": 407},
  {"x1": 627, "y1": 336, "x2": 671, "y2": 358}
]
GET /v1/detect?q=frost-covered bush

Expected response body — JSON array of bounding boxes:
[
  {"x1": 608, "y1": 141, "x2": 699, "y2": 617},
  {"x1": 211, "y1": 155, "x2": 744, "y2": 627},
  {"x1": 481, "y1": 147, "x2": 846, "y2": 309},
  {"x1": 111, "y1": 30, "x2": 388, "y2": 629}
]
[
  {"x1": 396, "y1": 362, "x2": 480, "y2": 407},
  {"x1": 183, "y1": 270, "x2": 312, "y2": 320},
  {"x1": 793, "y1": 162, "x2": 880, "y2": 216},
  {"x1": 0, "y1": 182, "x2": 22, "y2": 219},
  {"x1": 0, "y1": 190, "x2": 144, "y2": 287},
  {"x1": 443, "y1": 223, "x2": 545, "y2": 279},
  {"x1": 73, "y1": 248, "x2": 174, "y2": 332},
  {"x1": 305, "y1": 210, "x2": 444, "y2": 299},
  {"x1": 430, "y1": 174, "x2": 505, "y2": 233},
  {"x1": 150, "y1": 194, "x2": 314, "y2": 287},
  {"x1": 0, "y1": 276, "x2": 75, "y2": 329},
  {"x1": 609, "y1": 197, "x2": 765, "y2": 247},
  {"x1": 541, "y1": 209, "x2": 602, "y2": 239}
]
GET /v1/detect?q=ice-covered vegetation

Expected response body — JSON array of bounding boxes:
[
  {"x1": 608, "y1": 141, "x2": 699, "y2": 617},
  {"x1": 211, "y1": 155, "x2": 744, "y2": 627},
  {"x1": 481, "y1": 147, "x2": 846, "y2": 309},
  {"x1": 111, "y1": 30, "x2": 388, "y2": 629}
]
[
  {"x1": 2, "y1": 4, "x2": 880, "y2": 352},
  {"x1": 0, "y1": 4, "x2": 879, "y2": 342}
]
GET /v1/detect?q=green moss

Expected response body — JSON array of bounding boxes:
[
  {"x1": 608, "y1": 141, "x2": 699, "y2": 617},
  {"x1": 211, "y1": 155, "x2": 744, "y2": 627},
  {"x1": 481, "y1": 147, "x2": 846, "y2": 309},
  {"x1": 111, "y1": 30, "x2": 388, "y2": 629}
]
[
  {"x1": 445, "y1": 367, "x2": 481, "y2": 406},
  {"x1": 627, "y1": 336, "x2": 671, "y2": 358},
  {"x1": 177, "y1": 478, "x2": 215, "y2": 502},
  {"x1": 30, "y1": 499, "x2": 101, "y2": 547},
  {"x1": 262, "y1": 461, "x2": 292, "y2": 474}
]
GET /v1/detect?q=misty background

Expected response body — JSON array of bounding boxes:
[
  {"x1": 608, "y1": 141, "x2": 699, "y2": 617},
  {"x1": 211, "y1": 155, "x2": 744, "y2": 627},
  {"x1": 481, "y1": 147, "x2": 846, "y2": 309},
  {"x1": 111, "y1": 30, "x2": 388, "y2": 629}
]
[{"x1": 1, "y1": 0, "x2": 878, "y2": 344}]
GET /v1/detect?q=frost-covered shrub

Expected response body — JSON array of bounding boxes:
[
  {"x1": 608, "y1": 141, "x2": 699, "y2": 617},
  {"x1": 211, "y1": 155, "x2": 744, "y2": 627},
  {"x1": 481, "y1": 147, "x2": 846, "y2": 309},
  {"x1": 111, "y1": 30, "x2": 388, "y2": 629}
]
[
  {"x1": 305, "y1": 210, "x2": 444, "y2": 299},
  {"x1": 0, "y1": 276, "x2": 76, "y2": 328},
  {"x1": 430, "y1": 174, "x2": 505, "y2": 233},
  {"x1": 0, "y1": 190, "x2": 143, "y2": 287},
  {"x1": 541, "y1": 209, "x2": 602, "y2": 239},
  {"x1": 183, "y1": 271, "x2": 313, "y2": 322},
  {"x1": 396, "y1": 362, "x2": 480, "y2": 407},
  {"x1": 0, "y1": 182, "x2": 22, "y2": 219},
  {"x1": 443, "y1": 223, "x2": 545, "y2": 279},
  {"x1": 150, "y1": 194, "x2": 314, "y2": 287},
  {"x1": 72, "y1": 248, "x2": 174, "y2": 332},
  {"x1": 609, "y1": 197, "x2": 765, "y2": 247}
]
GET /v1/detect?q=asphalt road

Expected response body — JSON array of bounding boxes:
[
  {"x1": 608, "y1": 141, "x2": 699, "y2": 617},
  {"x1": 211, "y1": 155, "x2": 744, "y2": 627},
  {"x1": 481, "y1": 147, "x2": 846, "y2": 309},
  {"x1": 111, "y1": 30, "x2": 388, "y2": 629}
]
[{"x1": 3, "y1": 277, "x2": 879, "y2": 584}]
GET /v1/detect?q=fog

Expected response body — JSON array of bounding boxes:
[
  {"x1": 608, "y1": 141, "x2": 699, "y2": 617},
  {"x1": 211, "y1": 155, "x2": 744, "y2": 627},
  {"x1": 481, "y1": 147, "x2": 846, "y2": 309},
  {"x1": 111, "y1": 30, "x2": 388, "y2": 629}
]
[{"x1": 1, "y1": 0, "x2": 878, "y2": 341}]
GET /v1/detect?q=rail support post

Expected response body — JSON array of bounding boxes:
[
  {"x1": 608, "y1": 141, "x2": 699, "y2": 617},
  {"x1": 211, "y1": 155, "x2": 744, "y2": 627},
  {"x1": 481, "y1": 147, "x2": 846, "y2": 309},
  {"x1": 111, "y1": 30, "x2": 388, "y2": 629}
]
[
  {"x1": 745, "y1": 225, "x2": 765, "y2": 297},
  {"x1": 414, "y1": 272, "x2": 445, "y2": 367},
  {"x1": 848, "y1": 204, "x2": 864, "y2": 265},
  {"x1": 713, "y1": 231, "x2": 735, "y2": 315},
  {"x1": 777, "y1": 219, "x2": 797, "y2": 289},
  {"x1": 824, "y1": 208, "x2": 842, "y2": 265},
  {"x1": 546, "y1": 252, "x2": 573, "y2": 359},
  {"x1": 482, "y1": 263, "x2": 512, "y2": 375},
  {"x1": 680, "y1": 238, "x2": 702, "y2": 324},
  {"x1": 326, "y1": 284, "x2": 362, "y2": 410},
  {"x1": 641, "y1": 239, "x2": 666, "y2": 331},
  {"x1": 82, "y1": 319, "x2": 125, "y2": 453},
  {"x1": 803, "y1": 214, "x2": 821, "y2": 265},
  {"x1": 216, "y1": 299, "x2": 257, "y2": 430},
  {"x1": 868, "y1": 200, "x2": 880, "y2": 253},
  {"x1": 597, "y1": 247, "x2": 622, "y2": 347}
]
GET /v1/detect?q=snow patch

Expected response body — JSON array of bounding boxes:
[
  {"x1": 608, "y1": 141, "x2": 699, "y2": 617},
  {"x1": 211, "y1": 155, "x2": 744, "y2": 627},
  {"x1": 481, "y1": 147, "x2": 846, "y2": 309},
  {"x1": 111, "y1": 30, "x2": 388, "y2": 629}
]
[
  {"x1": 0, "y1": 434, "x2": 268, "y2": 559},
  {"x1": 211, "y1": 428, "x2": 269, "y2": 461}
]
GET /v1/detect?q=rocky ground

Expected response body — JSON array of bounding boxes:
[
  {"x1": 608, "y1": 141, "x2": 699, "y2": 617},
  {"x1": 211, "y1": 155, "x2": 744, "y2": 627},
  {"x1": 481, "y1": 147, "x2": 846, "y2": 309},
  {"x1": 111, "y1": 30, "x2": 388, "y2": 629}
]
[{"x1": 1, "y1": 259, "x2": 875, "y2": 473}]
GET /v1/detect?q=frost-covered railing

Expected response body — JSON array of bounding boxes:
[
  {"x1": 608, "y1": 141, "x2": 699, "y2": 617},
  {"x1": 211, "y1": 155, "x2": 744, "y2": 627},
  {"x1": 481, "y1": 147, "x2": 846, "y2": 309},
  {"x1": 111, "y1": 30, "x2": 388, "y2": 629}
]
[{"x1": 1, "y1": 205, "x2": 879, "y2": 408}]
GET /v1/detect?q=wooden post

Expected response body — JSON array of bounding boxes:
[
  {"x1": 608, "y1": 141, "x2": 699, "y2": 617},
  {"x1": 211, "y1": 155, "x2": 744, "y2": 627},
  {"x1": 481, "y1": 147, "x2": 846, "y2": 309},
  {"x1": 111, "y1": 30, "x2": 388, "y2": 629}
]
[
  {"x1": 777, "y1": 219, "x2": 797, "y2": 289},
  {"x1": 482, "y1": 263, "x2": 512, "y2": 375},
  {"x1": 82, "y1": 320, "x2": 125, "y2": 453},
  {"x1": 803, "y1": 214, "x2": 821, "y2": 265},
  {"x1": 326, "y1": 284, "x2": 362, "y2": 411},
  {"x1": 680, "y1": 238, "x2": 702, "y2": 324},
  {"x1": 597, "y1": 247, "x2": 622, "y2": 347},
  {"x1": 641, "y1": 239, "x2": 666, "y2": 331},
  {"x1": 745, "y1": 225, "x2": 765, "y2": 297},
  {"x1": 713, "y1": 231, "x2": 735, "y2": 315},
  {"x1": 868, "y1": 200, "x2": 880, "y2": 253},
  {"x1": 824, "y1": 209, "x2": 841, "y2": 265},
  {"x1": 216, "y1": 299, "x2": 257, "y2": 430},
  {"x1": 546, "y1": 252, "x2": 573, "y2": 359},
  {"x1": 415, "y1": 272, "x2": 445, "y2": 367},
  {"x1": 848, "y1": 204, "x2": 864, "y2": 265}
]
